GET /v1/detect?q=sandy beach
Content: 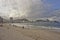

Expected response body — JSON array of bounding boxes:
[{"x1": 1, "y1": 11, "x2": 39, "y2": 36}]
[{"x1": 0, "y1": 24, "x2": 60, "y2": 40}]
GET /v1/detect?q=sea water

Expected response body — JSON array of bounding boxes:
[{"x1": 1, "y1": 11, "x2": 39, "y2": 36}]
[{"x1": 12, "y1": 22, "x2": 60, "y2": 32}]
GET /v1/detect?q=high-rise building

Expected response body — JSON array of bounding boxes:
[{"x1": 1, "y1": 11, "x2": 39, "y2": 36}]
[
  {"x1": 10, "y1": 17, "x2": 13, "y2": 23},
  {"x1": 0, "y1": 16, "x2": 3, "y2": 23},
  {"x1": 0, "y1": 16, "x2": 3, "y2": 26}
]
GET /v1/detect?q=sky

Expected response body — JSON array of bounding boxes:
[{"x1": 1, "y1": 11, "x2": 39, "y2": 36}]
[{"x1": 0, "y1": 0, "x2": 60, "y2": 21}]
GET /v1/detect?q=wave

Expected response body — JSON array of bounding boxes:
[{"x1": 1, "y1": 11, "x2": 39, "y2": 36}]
[{"x1": 12, "y1": 23, "x2": 60, "y2": 29}]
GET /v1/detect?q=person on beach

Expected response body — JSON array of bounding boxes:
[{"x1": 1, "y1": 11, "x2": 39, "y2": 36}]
[{"x1": 22, "y1": 26, "x2": 24, "y2": 29}]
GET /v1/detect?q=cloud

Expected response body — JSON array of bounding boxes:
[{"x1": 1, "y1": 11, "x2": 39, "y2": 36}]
[
  {"x1": 0, "y1": 0, "x2": 60, "y2": 21},
  {"x1": 0, "y1": 0, "x2": 32, "y2": 18},
  {"x1": 47, "y1": 10, "x2": 60, "y2": 21}
]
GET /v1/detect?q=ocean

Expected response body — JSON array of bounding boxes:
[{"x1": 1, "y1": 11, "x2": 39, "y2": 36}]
[
  {"x1": 12, "y1": 22, "x2": 60, "y2": 28},
  {"x1": 12, "y1": 22, "x2": 60, "y2": 32}
]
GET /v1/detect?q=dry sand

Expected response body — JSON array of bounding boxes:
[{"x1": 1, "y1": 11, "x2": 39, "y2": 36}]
[{"x1": 0, "y1": 24, "x2": 60, "y2": 40}]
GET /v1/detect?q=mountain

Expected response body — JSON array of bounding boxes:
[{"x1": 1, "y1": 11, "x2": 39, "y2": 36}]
[{"x1": 13, "y1": 18, "x2": 31, "y2": 23}]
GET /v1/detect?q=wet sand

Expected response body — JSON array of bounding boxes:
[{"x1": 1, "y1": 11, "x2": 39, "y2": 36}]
[{"x1": 0, "y1": 24, "x2": 60, "y2": 40}]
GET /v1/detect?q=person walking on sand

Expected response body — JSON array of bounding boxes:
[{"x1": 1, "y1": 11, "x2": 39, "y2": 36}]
[{"x1": 22, "y1": 26, "x2": 24, "y2": 29}]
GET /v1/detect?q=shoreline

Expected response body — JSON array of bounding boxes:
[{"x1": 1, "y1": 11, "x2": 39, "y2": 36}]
[
  {"x1": 12, "y1": 23, "x2": 60, "y2": 32},
  {"x1": 0, "y1": 24, "x2": 60, "y2": 40}
]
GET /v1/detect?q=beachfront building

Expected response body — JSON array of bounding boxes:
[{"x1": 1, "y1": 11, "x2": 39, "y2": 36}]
[
  {"x1": 0, "y1": 16, "x2": 3, "y2": 26},
  {"x1": 0, "y1": 16, "x2": 3, "y2": 23}
]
